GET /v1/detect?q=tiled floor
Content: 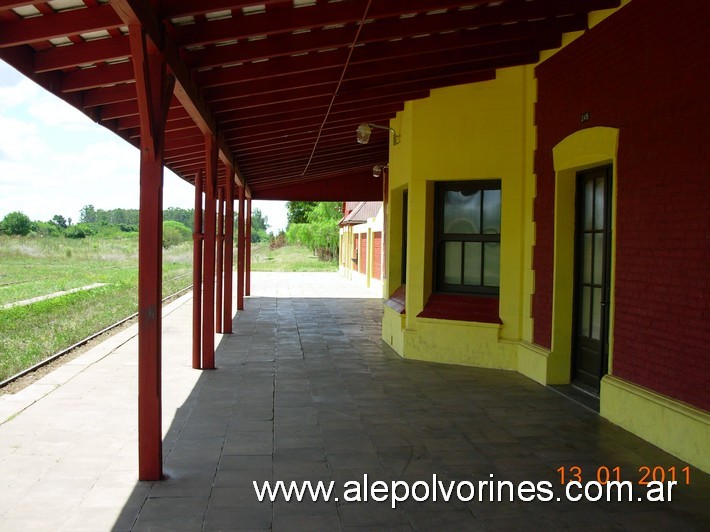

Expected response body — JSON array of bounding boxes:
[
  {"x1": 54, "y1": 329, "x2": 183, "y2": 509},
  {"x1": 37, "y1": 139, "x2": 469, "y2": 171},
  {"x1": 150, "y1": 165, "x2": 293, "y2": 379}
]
[{"x1": 0, "y1": 272, "x2": 708, "y2": 531}]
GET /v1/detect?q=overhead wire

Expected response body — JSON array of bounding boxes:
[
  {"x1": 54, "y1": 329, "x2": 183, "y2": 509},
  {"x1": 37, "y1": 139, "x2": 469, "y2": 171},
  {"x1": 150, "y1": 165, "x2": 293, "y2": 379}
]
[{"x1": 300, "y1": 0, "x2": 373, "y2": 176}]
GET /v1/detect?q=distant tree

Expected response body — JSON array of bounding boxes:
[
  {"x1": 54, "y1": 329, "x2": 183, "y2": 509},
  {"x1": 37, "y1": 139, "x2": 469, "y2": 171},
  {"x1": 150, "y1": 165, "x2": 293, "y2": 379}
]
[
  {"x1": 118, "y1": 223, "x2": 138, "y2": 233},
  {"x1": 79, "y1": 205, "x2": 97, "y2": 224},
  {"x1": 286, "y1": 201, "x2": 317, "y2": 226},
  {"x1": 50, "y1": 214, "x2": 68, "y2": 229},
  {"x1": 1, "y1": 211, "x2": 32, "y2": 236},
  {"x1": 286, "y1": 201, "x2": 340, "y2": 261},
  {"x1": 164, "y1": 207, "x2": 194, "y2": 230},
  {"x1": 250, "y1": 208, "x2": 270, "y2": 243},
  {"x1": 162, "y1": 220, "x2": 192, "y2": 248},
  {"x1": 32, "y1": 221, "x2": 61, "y2": 237},
  {"x1": 65, "y1": 224, "x2": 94, "y2": 239}
]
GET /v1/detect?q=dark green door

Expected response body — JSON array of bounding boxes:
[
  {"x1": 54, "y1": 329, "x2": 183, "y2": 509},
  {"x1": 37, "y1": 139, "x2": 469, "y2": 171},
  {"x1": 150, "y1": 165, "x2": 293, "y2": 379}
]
[{"x1": 572, "y1": 166, "x2": 613, "y2": 392}]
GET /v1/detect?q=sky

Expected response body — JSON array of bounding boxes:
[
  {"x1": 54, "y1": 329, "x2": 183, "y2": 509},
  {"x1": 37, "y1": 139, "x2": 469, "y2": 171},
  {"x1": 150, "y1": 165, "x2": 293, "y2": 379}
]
[{"x1": 0, "y1": 61, "x2": 288, "y2": 233}]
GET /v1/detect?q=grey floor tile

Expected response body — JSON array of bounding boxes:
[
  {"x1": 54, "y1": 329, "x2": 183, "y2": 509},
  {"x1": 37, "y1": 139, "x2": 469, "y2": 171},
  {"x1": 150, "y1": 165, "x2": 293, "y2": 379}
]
[{"x1": 2, "y1": 273, "x2": 709, "y2": 532}]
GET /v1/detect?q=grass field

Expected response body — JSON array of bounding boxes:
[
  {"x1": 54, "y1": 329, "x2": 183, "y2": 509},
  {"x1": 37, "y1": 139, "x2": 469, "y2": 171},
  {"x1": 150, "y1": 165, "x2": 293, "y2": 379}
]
[
  {"x1": 0, "y1": 236, "x2": 335, "y2": 382},
  {"x1": 0, "y1": 235, "x2": 191, "y2": 382},
  {"x1": 250, "y1": 242, "x2": 338, "y2": 272}
]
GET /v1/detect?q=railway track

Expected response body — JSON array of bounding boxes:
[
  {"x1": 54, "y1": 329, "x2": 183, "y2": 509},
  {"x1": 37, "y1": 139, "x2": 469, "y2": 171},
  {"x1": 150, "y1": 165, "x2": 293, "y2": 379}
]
[{"x1": 0, "y1": 284, "x2": 192, "y2": 390}]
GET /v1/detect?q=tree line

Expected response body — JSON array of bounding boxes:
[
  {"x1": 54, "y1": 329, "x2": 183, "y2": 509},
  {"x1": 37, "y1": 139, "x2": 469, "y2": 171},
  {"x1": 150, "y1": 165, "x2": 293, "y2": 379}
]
[
  {"x1": 0, "y1": 204, "x2": 271, "y2": 246},
  {"x1": 285, "y1": 201, "x2": 341, "y2": 262},
  {"x1": 2, "y1": 201, "x2": 343, "y2": 261}
]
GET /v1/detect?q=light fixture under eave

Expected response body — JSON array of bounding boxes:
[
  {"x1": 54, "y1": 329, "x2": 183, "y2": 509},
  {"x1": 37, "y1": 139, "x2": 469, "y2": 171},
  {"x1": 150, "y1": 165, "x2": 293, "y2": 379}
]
[
  {"x1": 372, "y1": 163, "x2": 389, "y2": 178},
  {"x1": 356, "y1": 123, "x2": 401, "y2": 145}
]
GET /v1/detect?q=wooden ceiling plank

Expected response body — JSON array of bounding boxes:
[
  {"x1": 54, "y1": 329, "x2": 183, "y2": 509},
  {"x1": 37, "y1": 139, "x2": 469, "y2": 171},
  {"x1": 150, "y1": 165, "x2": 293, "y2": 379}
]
[
  {"x1": 162, "y1": 0, "x2": 291, "y2": 18},
  {"x1": 0, "y1": 3, "x2": 122, "y2": 48},
  {"x1": 211, "y1": 77, "x2": 435, "y2": 115},
  {"x1": 111, "y1": 0, "x2": 245, "y2": 186},
  {"x1": 116, "y1": 106, "x2": 190, "y2": 130},
  {"x1": 218, "y1": 89, "x2": 428, "y2": 123},
  {"x1": 242, "y1": 145, "x2": 372, "y2": 172},
  {"x1": 219, "y1": 100, "x2": 404, "y2": 131},
  {"x1": 186, "y1": 9, "x2": 586, "y2": 71},
  {"x1": 84, "y1": 83, "x2": 137, "y2": 107},
  {"x1": 173, "y1": 0, "x2": 497, "y2": 47},
  {"x1": 223, "y1": 109, "x2": 397, "y2": 139},
  {"x1": 196, "y1": 32, "x2": 557, "y2": 89},
  {"x1": 173, "y1": 0, "x2": 614, "y2": 49},
  {"x1": 100, "y1": 95, "x2": 181, "y2": 121},
  {"x1": 34, "y1": 34, "x2": 131, "y2": 73},
  {"x1": 60, "y1": 61, "x2": 134, "y2": 92}
]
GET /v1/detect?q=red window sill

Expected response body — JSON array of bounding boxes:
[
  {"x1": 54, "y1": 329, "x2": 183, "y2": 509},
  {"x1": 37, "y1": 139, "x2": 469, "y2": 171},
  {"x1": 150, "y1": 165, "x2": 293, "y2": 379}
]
[
  {"x1": 417, "y1": 293, "x2": 501, "y2": 324},
  {"x1": 384, "y1": 286, "x2": 406, "y2": 314}
]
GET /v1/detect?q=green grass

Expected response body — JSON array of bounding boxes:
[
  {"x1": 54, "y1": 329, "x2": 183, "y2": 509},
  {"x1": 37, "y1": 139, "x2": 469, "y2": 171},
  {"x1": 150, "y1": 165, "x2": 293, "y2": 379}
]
[
  {"x1": 251, "y1": 242, "x2": 338, "y2": 272},
  {"x1": 0, "y1": 236, "x2": 334, "y2": 383},
  {"x1": 0, "y1": 235, "x2": 192, "y2": 382}
]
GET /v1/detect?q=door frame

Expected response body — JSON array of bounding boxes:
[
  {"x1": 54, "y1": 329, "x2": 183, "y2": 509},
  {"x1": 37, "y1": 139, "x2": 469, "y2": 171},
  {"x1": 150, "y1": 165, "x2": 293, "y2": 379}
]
[
  {"x1": 571, "y1": 165, "x2": 613, "y2": 392},
  {"x1": 546, "y1": 126, "x2": 619, "y2": 385}
]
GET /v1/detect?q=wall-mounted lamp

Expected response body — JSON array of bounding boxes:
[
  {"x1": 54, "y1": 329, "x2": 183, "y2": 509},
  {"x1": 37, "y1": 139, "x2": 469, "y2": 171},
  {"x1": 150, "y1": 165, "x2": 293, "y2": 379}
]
[
  {"x1": 372, "y1": 163, "x2": 389, "y2": 178},
  {"x1": 356, "y1": 123, "x2": 401, "y2": 145}
]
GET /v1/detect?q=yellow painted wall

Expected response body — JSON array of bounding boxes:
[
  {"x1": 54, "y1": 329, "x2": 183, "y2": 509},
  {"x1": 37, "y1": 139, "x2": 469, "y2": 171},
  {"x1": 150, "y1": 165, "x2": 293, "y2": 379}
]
[
  {"x1": 602, "y1": 376, "x2": 710, "y2": 472},
  {"x1": 385, "y1": 66, "x2": 534, "y2": 369},
  {"x1": 380, "y1": 0, "x2": 709, "y2": 474}
]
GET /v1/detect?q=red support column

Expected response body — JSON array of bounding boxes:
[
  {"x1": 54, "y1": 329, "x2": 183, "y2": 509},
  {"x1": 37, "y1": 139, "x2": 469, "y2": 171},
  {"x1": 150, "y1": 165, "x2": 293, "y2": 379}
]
[
  {"x1": 129, "y1": 24, "x2": 174, "y2": 482},
  {"x1": 237, "y1": 185, "x2": 246, "y2": 311},
  {"x1": 223, "y1": 174, "x2": 235, "y2": 333},
  {"x1": 202, "y1": 135, "x2": 218, "y2": 370},
  {"x1": 245, "y1": 198, "x2": 252, "y2": 297},
  {"x1": 215, "y1": 186, "x2": 224, "y2": 334},
  {"x1": 192, "y1": 171, "x2": 203, "y2": 369}
]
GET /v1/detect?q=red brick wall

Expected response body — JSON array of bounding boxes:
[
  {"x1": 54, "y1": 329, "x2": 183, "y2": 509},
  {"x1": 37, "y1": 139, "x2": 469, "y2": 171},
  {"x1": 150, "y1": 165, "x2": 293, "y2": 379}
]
[
  {"x1": 372, "y1": 232, "x2": 382, "y2": 280},
  {"x1": 359, "y1": 234, "x2": 367, "y2": 274},
  {"x1": 533, "y1": 0, "x2": 710, "y2": 410}
]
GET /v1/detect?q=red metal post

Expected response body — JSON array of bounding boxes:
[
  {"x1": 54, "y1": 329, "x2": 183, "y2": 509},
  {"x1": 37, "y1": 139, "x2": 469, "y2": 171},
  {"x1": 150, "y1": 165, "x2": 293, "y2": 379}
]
[
  {"x1": 245, "y1": 198, "x2": 252, "y2": 297},
  {"x1": 129, "y1": 24, "x2": 174, "y2": 482},
  {"x1": 237, "y1": 185, "x2": 245, "y2": 311},
  {"x1": 215, "y1": 186, "x2": 224, "y2": 334},
  {"x1": 223, "y1": 174, "x2": 235, "y2": 333},
  {"x1": 202, "y1": 134, "x2": 217, "y2": 370},
  {"x1": 192, "y1": 171, "x2": 203, "y2": 369}
]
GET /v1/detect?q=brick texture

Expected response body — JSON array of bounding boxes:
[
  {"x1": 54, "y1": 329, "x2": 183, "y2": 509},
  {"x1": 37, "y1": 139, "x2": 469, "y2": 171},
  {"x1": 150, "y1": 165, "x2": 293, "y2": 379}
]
[
  {"x1": 359, "y1": 234, "x2": 367, "y2": 275},
  {"x1": 533, "y1": 0, "x2": 710, "y2": 410},
  {"x1": 372, "y1": 232, "x2": 382, "y2": 280}
]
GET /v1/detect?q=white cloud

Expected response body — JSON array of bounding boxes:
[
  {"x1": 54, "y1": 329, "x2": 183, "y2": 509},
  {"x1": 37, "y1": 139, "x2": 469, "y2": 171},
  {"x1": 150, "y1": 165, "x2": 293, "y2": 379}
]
[
  {"x1": 253, "y1": 200, "x2": 288, "y2": 233},
  {"x1": 0, "y1": 61, "x2": 290, "y2": 231},
  {"x1": 27, "y1": 92, "x2": 97, "y2": 130},
  {"x1": 0, "y1": 76, "x2": 40, "y2": 110},
  {"x1": 0, "y1": 115, "x2": 45, "y2": 160},
  {"x1": 0, "y1": 61, "x2": 195, "y2": 223}
]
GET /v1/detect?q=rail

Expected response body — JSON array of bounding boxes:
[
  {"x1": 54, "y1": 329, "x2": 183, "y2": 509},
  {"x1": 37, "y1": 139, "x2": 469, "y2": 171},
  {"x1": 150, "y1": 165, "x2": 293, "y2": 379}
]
[{"x1": 0, "y1": 284, "x2": 192, "y2": 390}]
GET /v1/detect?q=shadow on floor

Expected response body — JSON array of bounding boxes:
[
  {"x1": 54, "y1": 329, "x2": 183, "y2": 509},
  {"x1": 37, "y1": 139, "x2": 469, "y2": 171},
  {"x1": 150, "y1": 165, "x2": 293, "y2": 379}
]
[{"x1": 114, "y1": 296, "x2": 710, "y2": 531}]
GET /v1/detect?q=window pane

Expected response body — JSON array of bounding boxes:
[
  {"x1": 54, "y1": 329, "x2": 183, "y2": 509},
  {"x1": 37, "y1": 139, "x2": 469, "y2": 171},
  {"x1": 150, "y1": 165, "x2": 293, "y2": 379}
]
[
  {"x1": 594, "y1": 177, "x2": 605, "y2": 230},
  {"x1": 581, "y1": 286, "x2": 591, "y2": 337},
  {"x1": 591, "y1": 287, "x2": 602, "y2": 339},
  {"x1": 482, "y1": 189, "x2": 501, "y2": 234},
  {"x1": 583, "y1": 233, "x2": 592, "y2": 284},
  {"x1": 463, "y1": 242, "x2": 482, "y2": 285},
  {"x1": 444, "y1": 242, "x2": 462, "y2": 284},
  {"x1": 594, "y1": 233, "x2": 604, "y2": 285},
  {"x1": 444, "y1": 190, "x2": 480, "y2": 234},
  {"x1": 483, "y1": 242, "x2": 500, "y2": 287},
  {"x1": 584, "y1": 179, "x2": 594, "y2": 231}
]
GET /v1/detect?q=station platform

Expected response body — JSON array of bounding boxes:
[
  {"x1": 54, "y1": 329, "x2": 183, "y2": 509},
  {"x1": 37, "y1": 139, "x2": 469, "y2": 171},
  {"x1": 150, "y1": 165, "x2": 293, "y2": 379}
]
[{"x1": 0, "y1": 272, "x2": 708, "y2": 531}]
